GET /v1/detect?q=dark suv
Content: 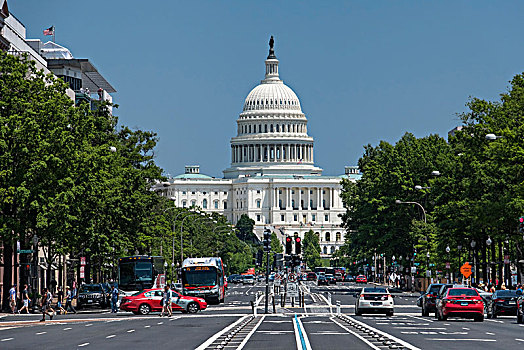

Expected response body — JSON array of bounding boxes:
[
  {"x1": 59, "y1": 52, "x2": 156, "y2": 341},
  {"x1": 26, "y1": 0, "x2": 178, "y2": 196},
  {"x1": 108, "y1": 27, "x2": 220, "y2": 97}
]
[
  {"x1": 420, "y1": 283, "x2": 451, "y2": 316},
  {"x1": 77, "y1": 283, "x2": 110, "y2": 309}
]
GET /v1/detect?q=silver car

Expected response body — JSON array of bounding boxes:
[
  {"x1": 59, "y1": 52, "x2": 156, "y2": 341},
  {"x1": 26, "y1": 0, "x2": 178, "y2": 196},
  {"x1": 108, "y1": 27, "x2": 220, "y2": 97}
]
[{"x1": 243, "y1": 275, "x2": 255, "y2": 285}]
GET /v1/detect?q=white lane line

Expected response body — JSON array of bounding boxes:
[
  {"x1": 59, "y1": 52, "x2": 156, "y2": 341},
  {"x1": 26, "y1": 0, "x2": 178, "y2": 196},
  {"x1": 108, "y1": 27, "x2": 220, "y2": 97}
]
[
  {"x1": 144, "y1": 325, "x2": 151, "y2": 328},
  {"x1": 36, "y1": 331, "x2": 47, "y2": 335},
  {"x1": 195, "y1": 315, "x2": 248, "y2": 350},
  {"x1": 344, "y1": 315, "x2": 420, "y2": 350},
  {"x1": 486, "y1": 319, "x2": 504, "y2": 323},
  {"x1": 1, "y1": 337, "x2": 14, "y2": 341},
  {"x1": 394, "y1": 327, "x2": 445, "y2": 330},
  {"x1": 408, "y1": 315, "x2": 434, "y2": 323},
  {"x1": 486, "y1": 332, "x2": 495, "y2": 335},
  {"x1": 85, "y1": 324, "x2": 93, "y2": 327},
  {"x1": 331, "y1": 318, "x2": 380, "y2": 350},
  {"x1": 257, "y1": 330, "x2": 294, "y2": 333},
  {"x1": 237, "y1": 315, "x2": 265, "y2": 350},
  {"x1": 78, "y1": 343, "x2": 90, "y2": 347},
  {"x1": 63, "y1": 327, "x2": 72, "y2": 331},
  {"x1": 106, "y1": 335, "x2": 116, "y2": 339},
  {"x1": 428, "y1": 338, "x2": 496, "y2": 342},
  {"x1": 127, "y1": 329, "x2": 135, "y2": 333},
  {"x1": 157, "y1": 322, "x2": 163, "y2": 325},
  {"x1": 516, "y1": 339, "x2": 524, "y2": 342},
  {"x1": 293, "y1": 315, "x2": 312, "y2": 350}
]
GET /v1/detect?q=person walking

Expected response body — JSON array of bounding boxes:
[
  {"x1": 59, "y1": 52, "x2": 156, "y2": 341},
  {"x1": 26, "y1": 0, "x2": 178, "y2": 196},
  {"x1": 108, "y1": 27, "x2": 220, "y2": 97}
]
[
  {"x1": 18, "y1": 285, "x2": 30, "y2": 314},
  {"x1": 40, "y1": 288, "x2": 54, "y2": 322},
  {"x1": 65, "y1": 287, "x2": 76, "y2": 314},
  {"x1": 8, "y1": 284, "x2": 17, "y2": 314},
  {"x1": 56, "y1": 287, "x2": 67, "y2": 315},
  {"x1": 110, "y1": 285, "x2": 119, "y2": 313},
  {"x1": 160, "y1": 285, "x2": 172, "y2": 317}
]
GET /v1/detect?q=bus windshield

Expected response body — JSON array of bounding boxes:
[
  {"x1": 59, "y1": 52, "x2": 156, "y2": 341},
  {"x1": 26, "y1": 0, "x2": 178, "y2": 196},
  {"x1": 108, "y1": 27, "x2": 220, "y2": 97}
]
[
  {"x1": 119, "y1": 261, "x2": 153, "y2": 290},
  {"x1": 183, "y1": 267, "x2": 218, "y2": 287}
]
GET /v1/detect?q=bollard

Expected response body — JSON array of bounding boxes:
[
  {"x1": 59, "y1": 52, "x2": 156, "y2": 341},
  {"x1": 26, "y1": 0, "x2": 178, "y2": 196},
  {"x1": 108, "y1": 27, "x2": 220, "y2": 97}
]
[
  {"x1": 272, "y1": 294, "x2": 276, "y2": 314},
  {"x1": 302, "y1": 292, "x2": 305, "y2": 307},
  {"x1": 336, "y1": 301, "x2": 341, "y2": 315}
]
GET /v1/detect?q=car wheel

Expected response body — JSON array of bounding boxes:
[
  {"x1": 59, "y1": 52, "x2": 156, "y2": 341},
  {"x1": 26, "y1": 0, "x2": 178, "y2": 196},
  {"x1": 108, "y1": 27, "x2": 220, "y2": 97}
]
[
  {"x1": 355, "y1": 306, "x2": 362, "y2": 316},
  {"x1": 138, "y1": 303, "x2": 151, "y2": 315},
  {"x1": 517, "y1": 312, "x2": 524, "y2": 324},
  {"x1": 187, "y1": 302, "x2": 200, "y2": 314},
  {"x1": 386, "y1": 311, "x2": 394, "y2": 317}
]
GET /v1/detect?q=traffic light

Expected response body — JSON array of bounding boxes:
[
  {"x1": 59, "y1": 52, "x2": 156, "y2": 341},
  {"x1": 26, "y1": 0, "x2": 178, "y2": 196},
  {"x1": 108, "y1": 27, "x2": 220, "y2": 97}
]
[
  {"x1": 256, "y1": 250, "x2": 263, "y2": 266},
  {"x1": 263, "y1": 229, "x2": 271, "y2": 252},
  {"x1": 285, "y1": 236, "x2": 292, "y2": 255},
  {"x1": 295, "y1": 236, "x2": 301, "y2": 255},
  {"x1": 519, "y1": 217, "x2": 524, "y2": 233}
]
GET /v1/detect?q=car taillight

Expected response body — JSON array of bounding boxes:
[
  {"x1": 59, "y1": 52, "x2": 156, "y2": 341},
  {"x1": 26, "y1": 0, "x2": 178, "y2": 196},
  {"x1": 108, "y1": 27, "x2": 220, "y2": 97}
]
[
  {"x1": 360, "y1": 294, "x2": 366, "y2": 299},
  {"x1": 494, "y1": 298, "x2": 504, "y2": 303},
  {"x1": 427, "y1": 294, "x2": 435, "y2": 298}
]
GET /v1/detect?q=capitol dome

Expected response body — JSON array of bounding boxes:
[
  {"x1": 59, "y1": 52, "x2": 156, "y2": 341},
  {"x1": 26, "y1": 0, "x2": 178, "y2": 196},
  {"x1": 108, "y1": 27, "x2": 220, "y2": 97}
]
[{"x1": 243, "y1": 82, "x2": 302, "y2": 112}]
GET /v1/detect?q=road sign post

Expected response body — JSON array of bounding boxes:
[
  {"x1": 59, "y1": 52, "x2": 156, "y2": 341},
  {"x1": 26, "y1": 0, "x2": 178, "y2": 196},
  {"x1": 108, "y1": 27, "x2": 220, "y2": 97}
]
[{"x1": 460, "y1": 262, "x2": 472, "y2": 285}]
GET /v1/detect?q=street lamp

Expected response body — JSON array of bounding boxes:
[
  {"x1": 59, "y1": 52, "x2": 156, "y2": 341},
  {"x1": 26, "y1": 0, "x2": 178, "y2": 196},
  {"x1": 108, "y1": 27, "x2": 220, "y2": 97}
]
[
  {"x1": 395, "y1": 200, "x2": 427, "y2": 223},
  {"x1": 414, "y1": 185, "x2": 430, "y2": 190},
  {"x1": 431, "y1": 170, "x2": 441, "y2": 176},
  {"x1": 32, "y1": 235, "x2": 39, "y2": 312},
  {"x1": 485, "y1": 133, "x2": 503, "y2": 141},
  {"x1": 486, "y1": 236, "x2": 492, "y2": 285},
  {"x1": 471, "y1": 240, "x2": 476, "y2": 285},
  {"x1": 445, "y1": 245, "x2": 450, "y2": 253}
]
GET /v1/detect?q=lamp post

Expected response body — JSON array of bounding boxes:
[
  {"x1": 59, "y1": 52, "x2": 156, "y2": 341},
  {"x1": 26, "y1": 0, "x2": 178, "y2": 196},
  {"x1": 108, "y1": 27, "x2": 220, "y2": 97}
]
[
  {"x1": 471, "y1": 240, "x2": 476, "y2": 285},
  {"x1": 32, "y1": 235, "x2": 39, "y2": 312},
  {"x1": 180, "y1": 212, "x2": 212, "y2": 262},
  {"x1": 486, "y1": 236, "x2": 492, "y2": 285},
  {"x1": 395, "y1": 200, "x2": 427, "y2": 224}
]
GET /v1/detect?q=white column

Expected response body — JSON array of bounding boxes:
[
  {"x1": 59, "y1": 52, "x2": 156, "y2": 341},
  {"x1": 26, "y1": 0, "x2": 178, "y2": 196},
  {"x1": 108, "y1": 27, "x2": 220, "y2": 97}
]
[
  {"x1": 307, "y1": 187, "x2": 310, "y2": 209},
  {"x1": 286, "y1": 188, "x2": 291, "y2": 209},
  {"x1": 280, "y1": 144, "x2": 284, "y2": 161},
  {"x1": 320, "y1": 188, "x2": 324, "y2": 209},
  {"x1": 298, "y1": 187, "x2": 302, "y2": 210}
]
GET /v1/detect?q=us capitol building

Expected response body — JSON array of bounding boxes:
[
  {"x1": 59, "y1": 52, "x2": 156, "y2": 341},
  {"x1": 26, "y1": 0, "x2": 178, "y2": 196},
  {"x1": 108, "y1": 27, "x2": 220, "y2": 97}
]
[{"x1": 157, "y1": 37, "x2": 361, "y2": 258}]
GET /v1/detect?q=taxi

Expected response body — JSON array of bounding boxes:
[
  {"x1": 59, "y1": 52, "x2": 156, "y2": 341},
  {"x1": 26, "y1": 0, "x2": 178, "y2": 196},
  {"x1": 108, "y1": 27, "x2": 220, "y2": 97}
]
[{"x1": 120, "y1": 288, "x2": 207, "y2": 315}]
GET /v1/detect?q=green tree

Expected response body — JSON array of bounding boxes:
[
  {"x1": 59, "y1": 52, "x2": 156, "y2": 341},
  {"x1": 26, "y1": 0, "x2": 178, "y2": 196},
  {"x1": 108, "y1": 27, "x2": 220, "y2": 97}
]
[
  {"x1": 303, "y1": 230, "x2": 321, "y2": 269},
  {"x1": 235, "y1": 214, "x2": 257, "y2": 243}
]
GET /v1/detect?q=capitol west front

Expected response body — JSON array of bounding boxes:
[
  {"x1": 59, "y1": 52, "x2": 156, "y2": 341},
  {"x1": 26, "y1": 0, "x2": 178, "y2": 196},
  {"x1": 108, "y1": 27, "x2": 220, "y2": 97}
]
[{"x1": 158, "y1": 39, "x2": 360, "y2": 258}]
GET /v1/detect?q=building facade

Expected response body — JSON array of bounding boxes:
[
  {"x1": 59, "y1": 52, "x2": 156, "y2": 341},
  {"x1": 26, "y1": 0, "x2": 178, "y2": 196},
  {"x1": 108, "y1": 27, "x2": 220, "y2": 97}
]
[{"x1": 157, "y1": 38, "x2": 360, "y2": 257}]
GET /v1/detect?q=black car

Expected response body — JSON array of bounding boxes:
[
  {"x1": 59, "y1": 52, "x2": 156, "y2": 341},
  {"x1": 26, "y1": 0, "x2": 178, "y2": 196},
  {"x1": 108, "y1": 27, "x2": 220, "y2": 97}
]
[
  {"x1": 487, "y1": 290, "x2": 519, "y2": 318},
  {"x1": 317, "y1": 275, "x2": 328, "y2": 286},
  {"x1": 77, "y1": 283, "x2": 109, "y2": 309},
  {"x1": 344, "y1": 275, "x2": 355, "y2": 282},
  {"x1": 421, "y1": 283, "x2": 451, "y2": 316},
  {"x1": 306, "y1": 272, "x2": 317, "y2": 281}
]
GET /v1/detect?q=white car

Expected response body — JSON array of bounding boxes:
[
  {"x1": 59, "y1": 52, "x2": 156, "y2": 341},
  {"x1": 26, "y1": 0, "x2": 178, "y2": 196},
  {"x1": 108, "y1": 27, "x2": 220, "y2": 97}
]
[
  {"x1": 355, "y1": 287, "x2": 394, "y2": 316},
  {"x1": 242, "y1": 275, "x2": 255, "y2": 285}
]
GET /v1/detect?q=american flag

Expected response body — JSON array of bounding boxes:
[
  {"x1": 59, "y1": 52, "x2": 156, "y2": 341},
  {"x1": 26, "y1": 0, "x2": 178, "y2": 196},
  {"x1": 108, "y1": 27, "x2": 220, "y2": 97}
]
[{"x1": 43, "y1": 26, "x2": 54, "y2": 36}]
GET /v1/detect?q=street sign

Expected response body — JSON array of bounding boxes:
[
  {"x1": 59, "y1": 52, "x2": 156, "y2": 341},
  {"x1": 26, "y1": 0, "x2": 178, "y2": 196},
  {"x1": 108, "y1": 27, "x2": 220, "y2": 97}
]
[
  {"x1": 287, "y1": 282, "x2": 299, "y2": 298},
  {"x1": 504, "y1": 255, "x2": 510, "y2": 264},
  {"x1": 80, "y1": 257, "x2": 86, "y2": 266},
  {"x1": 460, "y1": 262, "x2": 472, "y2": 278},
  {"x1": 17, "y1": 249, "x2": 34, "y2": 254},
  {"x1": 445, "y1": 262, "x2": 450, "y2": 269},
  {"x1": 411, "y1": 266, "x2": 417, "y2": 273},
  {"x1": 80, "y1": 266, "x2": 85, "y2": 278}
]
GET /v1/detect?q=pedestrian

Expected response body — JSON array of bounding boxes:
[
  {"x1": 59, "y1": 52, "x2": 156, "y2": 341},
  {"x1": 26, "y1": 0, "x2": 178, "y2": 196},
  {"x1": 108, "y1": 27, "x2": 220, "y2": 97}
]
[
  {"x1": 501, "y1": 283, "x2": 507, "y2": 290},
  {"x1": 9, "y1": 284, "x2": 17, "y2": 314},
  {"x1": 65, "y1": 286, "x2": 76, "y2": 314},
  {"x1": 19, "y1": 284, "x2": 30, "y2": 314},
  {"x1": 40, "y1": 288, "x2": 53, "y2": 322},
  {"x1": 160, "y1": 285, "x2": 172, "y2": 317},
  {"x1": 110, "y1": 285, "x2": 119, "y2": 313},
  {"x1": 56, "y1": 286, "x2": 67, "y2": 315}
]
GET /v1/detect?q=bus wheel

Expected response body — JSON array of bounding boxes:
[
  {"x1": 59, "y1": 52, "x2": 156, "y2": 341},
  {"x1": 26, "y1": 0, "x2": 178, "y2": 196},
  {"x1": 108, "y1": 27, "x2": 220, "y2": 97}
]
[
  {"x1": 187, "y1": 303, "x2": 200, "y2": 314},
  {"x1": 138, "y1": 303, "x2": 151, "y2": 315}
]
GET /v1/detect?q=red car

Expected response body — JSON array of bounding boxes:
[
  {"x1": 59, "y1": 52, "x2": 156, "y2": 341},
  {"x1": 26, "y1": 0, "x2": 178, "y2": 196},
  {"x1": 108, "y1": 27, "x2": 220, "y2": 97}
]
[
  {"x1": 356, "y1": 275, "x2": 367, "y2": 284},
  {"x1": 436, "y1": 287, "x2": 484, "y2": 322},
  {"x1": 120, "y1": 288, "x2": 207, "y2": 315}
]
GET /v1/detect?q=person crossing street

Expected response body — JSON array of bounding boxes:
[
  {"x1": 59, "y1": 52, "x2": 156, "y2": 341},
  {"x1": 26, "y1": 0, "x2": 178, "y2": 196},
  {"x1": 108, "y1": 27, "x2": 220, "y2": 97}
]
[
  {"x1": 65, "y1": 286, "x2": 77, "y2": 314},
  {"x1": 110, "y1": 285, "x2": 119, "y2": 313}
]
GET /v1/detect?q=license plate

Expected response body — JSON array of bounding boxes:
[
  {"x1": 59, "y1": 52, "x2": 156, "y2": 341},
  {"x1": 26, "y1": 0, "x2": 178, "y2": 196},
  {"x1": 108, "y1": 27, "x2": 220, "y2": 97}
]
[
  {"x1": 509, "y1": 301, "x2": 516, "y2": 305},
  {"x1": 371, "y1": 302, "x2": 381, "y2": 306},
  {"x1": 460, "y1": 302, "x2": 468, "y2": 306}
]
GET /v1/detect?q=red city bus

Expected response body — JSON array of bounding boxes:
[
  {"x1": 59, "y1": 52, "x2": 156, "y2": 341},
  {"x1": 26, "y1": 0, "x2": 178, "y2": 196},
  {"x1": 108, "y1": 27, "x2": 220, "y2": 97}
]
[{"x1": 181, "y1": 257, "x2": 225, "y2": 304}]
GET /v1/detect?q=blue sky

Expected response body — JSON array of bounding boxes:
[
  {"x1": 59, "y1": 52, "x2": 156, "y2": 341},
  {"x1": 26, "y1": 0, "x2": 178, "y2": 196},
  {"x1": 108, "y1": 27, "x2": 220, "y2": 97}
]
[{"x1": 12, "y1": 1, "x2": 524, "y2": 176}]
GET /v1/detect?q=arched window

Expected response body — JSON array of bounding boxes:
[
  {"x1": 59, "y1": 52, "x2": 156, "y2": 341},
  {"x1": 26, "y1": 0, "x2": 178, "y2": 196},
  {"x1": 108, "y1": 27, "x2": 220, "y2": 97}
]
[
  {"x1": 270, "y1": 124, "x2": 274, "y2": 132},
  {"x1": 258, "y1": 125, "x2": 261, "y2": 133},
  {"x1": 292, "y1": 199, "x2": 295, "y2": 208},
  {"x1": 330, "y1": 246, "x2": 335, "y2": 254},
  {"x1": 202, "y1": 199, "x2": 208, "y2": 209},
  {"x1": 265, "y1": 124, "x2": 268, "y2": 133},
  {"x1": 323, "y1": 246, "x2": 328, "y2": 254},
  {"x1": 315, "y1": 232, "x2": 320, "y2": 240},
  {"x1": 257, "y1": 199, "x2": 261, "y2": 208},
  {"x1": 336, "y1": 232, "x2": 341, "y2": 241},
  {"x1": 325, "y1": 232, "x2": 331, "y2": 241},
  {"x1": 191, "y1": 200, "x2": 196, "y2": 207},
  {"x1": 182, "y1": 200, "x2": 187, "y2": 208},
  {"x1": 276, "y1": 125, "x2": 280, "y2": 132},
  {"x1": 248, "y1": 125, "x2": 251, "y2": 133},
  {"x1": 214, "y1": 200, "x2": 219, "y2": 209},
  {"x1": 223, "y1": 201, "x2": 227, "y2": 209}
]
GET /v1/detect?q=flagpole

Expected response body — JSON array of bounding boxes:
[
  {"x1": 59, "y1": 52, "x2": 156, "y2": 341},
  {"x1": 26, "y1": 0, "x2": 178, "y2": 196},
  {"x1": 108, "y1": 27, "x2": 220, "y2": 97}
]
[{"x1": 53, "y1": 26, "x2": 55, "y2": 43}]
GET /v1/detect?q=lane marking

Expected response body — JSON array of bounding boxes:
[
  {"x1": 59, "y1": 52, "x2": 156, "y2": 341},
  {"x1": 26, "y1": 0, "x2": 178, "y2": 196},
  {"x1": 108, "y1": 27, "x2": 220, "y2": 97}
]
[
  {"x1": 344, "y1": 315, "x2": 420, "y2": 350},
  {"x1": 195, "y1": 315, "x2": 248, "y2": 350},
  {"x1": 516, "y1": 339, "x2": 524, "y2": 342},
  {"x1": 85, "y1": 324, "x2": 93, "y2": 327},
  {"x1": 78, "y1": 343, "x2": 90, "y2": 347},
  {"x1": 36, "y1": 331, "x2": 47, "y2": 335},
  {"x1": 257, "y1": 330, "x2": 294, "y2": 333},
  {"x1": 144, "y1": 325, "x2": 151, "y2": 328},
  {"x1": 293, "y1": 314, "x2": 312, "y2": 350},
  {"x1": 1, "y1": 337, "x2": 14, "y2": 341},
  {"x1": 428, "y1": 338, "x2": 496, "y2": 342},
  {"x1": 63, "y1": 327, "x2": 72, "y2": 331},
  {"x1": 331, "y1": 317, "x2": 380, "y2": 350},
  {"x1": 106, "y1": 335, "x2": 116, "y2": 338},
  {"x1": 127, "y1": 329, "x2": 135, "y2": 333},
  {"x1": 157, "y1": 322, "x2": 163, "y2": 325},
  {"x1": 237, "y1": 315, "x2": 265, "y2": 350},
  {"x1": 486, "y1": 332, "x2": 495, "y2": 335}
]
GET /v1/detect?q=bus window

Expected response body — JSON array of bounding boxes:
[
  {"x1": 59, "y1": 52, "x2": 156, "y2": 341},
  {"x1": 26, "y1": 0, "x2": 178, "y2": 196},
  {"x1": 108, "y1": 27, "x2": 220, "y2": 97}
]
[{"x1": 136, "y1": 262, "x2": 153, "y2": 281}]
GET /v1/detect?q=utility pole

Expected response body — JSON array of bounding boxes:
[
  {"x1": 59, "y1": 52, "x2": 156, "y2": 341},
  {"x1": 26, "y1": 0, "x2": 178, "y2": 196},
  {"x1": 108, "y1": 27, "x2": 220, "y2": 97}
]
[{"x1": 263, "y1": 229, "x2": 271, "y2": 314}]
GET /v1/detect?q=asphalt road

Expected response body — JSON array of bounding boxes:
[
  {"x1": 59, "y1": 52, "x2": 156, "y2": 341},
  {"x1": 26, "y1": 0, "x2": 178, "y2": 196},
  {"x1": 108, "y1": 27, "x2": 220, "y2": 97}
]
[{"x1": 0, "y1": 281, "x2": 523, "y2": 349}]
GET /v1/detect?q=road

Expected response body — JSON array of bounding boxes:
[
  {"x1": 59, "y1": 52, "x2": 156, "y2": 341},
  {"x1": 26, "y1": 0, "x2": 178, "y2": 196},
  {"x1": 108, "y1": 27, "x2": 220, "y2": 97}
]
[{"x1": 0, "y1": 281, "x2": 522, "y2": 349}]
